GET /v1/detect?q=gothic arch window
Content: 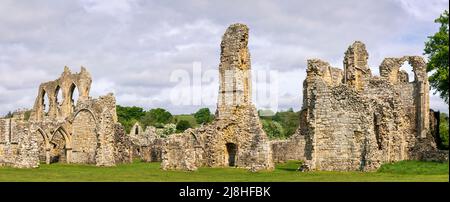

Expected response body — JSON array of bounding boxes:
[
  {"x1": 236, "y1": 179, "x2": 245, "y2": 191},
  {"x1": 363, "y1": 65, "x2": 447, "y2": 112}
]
[{"x1": 69, "y1": 83, "x2": 80, "y2": 112}]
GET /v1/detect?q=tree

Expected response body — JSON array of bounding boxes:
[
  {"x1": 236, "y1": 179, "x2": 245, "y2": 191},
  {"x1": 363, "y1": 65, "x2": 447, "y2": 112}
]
[
  {"x1": 273, "y1": 110, "x2": 300, "y2": 138},
  {"x1": 194, "y1": 108, "x2": 214, "y2": 125},
  {"x1": 439, "y1": 113, "x2": 449, "y2": 150},
  {"x1": 156, "y1": 123, "x2": 177, "y2": 137},
  {"x1": 116, "y1": 105, "x2": 145, "y2": 133},
  {"x1": 4, "y1": 111, "x2": 13, "y2": 118},
  {"x1": 261, "y1": 119, "x2": 285, "y2": 139},
  {"x1": 140, "y1": 108, "x2": 173, "y2": 128},
  {"x1": 176, "y1": 120, "x2": 192, "y2": 132},
  {"x1": 424, "y1": 10, "x2": 449, "y2": 104}
]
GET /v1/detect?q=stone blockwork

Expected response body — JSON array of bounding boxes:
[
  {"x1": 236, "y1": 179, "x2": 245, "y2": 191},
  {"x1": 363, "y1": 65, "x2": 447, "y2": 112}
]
[
  {"x1": 0, "y1": 67, "x2": 133, "y2": 168},
  {"x1": 129, "y1": 122, "x2": 164, "y2": 162},
  {"x1": 161, "y1": 23, "x2": 274, "y2": 172},
  {"x1": 0, "y1": 118, "x2": 39, "y2": 168},
  {"x1": 272, "y1": 41, "x2": 448, "y2": 171}
]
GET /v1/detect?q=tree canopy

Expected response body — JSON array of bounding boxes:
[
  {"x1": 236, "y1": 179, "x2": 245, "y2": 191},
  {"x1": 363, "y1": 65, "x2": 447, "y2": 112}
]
[
  {"x1": 424, "y1": 10, "x2": 449, "y2": 103},
  {"x1": 141, "y1": 108, "x2": 174, "y2": 128},
  {"x1": 194, "y1": 108, "x2": 214, "y2": 125}
]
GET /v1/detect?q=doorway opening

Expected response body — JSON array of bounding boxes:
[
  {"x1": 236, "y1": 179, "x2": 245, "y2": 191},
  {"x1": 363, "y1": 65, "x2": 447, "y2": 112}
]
[{"x1": 226, "y1": 143, "x2": 237, "y2": 167}]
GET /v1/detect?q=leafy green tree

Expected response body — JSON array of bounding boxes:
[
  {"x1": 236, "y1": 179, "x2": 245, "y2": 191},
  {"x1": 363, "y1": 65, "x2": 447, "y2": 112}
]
[
  {"x1": 176, "y1": 120, "x2": 192, "y2": 132},
  {"x1": 156, "y1": 123, "x2": 177, "y2": 137},
  {"x1": 140, "y1": 108, "x2": 173, "y2": 128},
  {"x1": 116, "y1": 105, "x2": 145, "y2": 133},
  {"x1": 194, "y1": 108, "x2": 214, "y2": 125},
  {"x1": 261, "y1": 119, "x2": 285, "y2": 139},
  {"x1": 424, "y1": 10, "x2": 449, "y2": 103},
  {"x1": 439, "y1": 113, "x2": 449, "y2": 149},
  {"x1": 273, "y1": 110, "x2": 300, "y2": 138}
]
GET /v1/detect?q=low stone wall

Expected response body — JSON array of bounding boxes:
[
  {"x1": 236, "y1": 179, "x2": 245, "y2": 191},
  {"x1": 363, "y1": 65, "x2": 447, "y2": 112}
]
[{"x1": 271, "y1": 132, "x2": 306, "y2": 163}]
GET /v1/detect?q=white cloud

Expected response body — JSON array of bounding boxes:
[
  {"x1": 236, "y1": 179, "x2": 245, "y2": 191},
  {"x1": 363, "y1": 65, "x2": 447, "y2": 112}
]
[{"x1": 0, "y1": 0, "x2": 448, "y2": 116}]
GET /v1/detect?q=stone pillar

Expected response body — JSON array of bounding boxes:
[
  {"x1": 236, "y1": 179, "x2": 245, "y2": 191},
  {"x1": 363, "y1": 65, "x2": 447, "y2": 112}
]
[
  {"x1": 65, "y1": 147, "x2": 72, "y2": 163},
  {"x1": 216, "y1": 23, "x2": 251, "y2": 119},
  {"x1": 45, "y1": 148, "x2": 51, "y2": 164},
  {"x1": 409, "y1": 56, "x2": 429, "y2": 138},
  {"x1": 343, "y1": 41, "x2": 371, "y2": 91}
]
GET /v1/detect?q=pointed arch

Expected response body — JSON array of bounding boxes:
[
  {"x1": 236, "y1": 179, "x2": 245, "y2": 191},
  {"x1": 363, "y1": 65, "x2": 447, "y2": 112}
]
[
  {"x1": 73, "y1": 108, "x2": 97, "y2": 122},
  {"x1": 69, "y1": 83, "x2": 80, "y2": 112},
  {"x1": 35, "y1": 128, "x2": 49, "y2": 163},
  {"x1": 41, "y1": 90, "x2": 50, "y2": 116},
  {"x1": 55, "y1": 85, "x2": 63, "y2": 106},
  {"x1": 49, "y1": 126, "x2": 69, "y2": 163}
]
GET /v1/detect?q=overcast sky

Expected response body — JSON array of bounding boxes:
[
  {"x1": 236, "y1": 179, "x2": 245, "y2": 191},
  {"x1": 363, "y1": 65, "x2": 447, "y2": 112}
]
[{"x1": 0, "y1": 0, "x2": 448, "y2": 115}]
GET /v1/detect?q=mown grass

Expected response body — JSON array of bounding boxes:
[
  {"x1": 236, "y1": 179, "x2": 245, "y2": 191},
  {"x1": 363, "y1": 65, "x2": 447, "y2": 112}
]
[{"x1": 0, "y1": 160, "x2": 448, "y2": 182}]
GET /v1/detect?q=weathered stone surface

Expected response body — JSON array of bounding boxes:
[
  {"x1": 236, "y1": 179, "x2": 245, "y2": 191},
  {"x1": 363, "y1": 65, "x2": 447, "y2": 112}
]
[
  {"x1": 274, "y1": 41, "x2": 447, "y2": 171},
  {"x1": 0, "y1": 119, "x2": 39, "y2": 168},
  {"x1": 0, "y1": 67, "x2": 132, "y2": 168},
  {"x1": 129, "y1": 122, "x2": 164, "y2": 162},
  {"x1": 161, "y1": 23, "x2": 274, "y2": 172}
]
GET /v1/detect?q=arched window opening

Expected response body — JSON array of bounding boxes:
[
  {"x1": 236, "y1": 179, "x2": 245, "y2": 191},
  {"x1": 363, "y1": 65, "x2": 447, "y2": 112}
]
[
  {"x1": 400, "y1": 61, "x2": 415, "y2": 83},
  {"x1": 42, "y1": 91, "x2": 50, "y2": 116},
  {"x1": 55, "y1": 86, "x2": 63, "y2": 106},
  {"x1": 135, "y1": 126, "x2": 139, "y2": 135},
  {"x1": 69, "y1": 83, "x2": 79, "y2": 111}
]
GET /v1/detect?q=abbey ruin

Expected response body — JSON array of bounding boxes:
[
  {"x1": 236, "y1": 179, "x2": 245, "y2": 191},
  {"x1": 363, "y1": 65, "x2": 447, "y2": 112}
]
[
  {"x1": 1, "y1": 23, "x2": 448, "y2": 171},
  {"x1": 0, "y1": 67, "x2": 133, "y2": 168}
]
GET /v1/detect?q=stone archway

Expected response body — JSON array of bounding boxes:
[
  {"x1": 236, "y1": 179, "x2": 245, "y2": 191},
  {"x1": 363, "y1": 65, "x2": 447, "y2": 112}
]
[
  {"x1": 49, "y1": 129, "x2": 68, "y2": 163},
  {"x1": 71, "y1": 109, "x2": 97, "y2": 164},
  {"x1": 226, "y1": 143, "x2": 237, "y2": 167},
  {"x1": 35, "y1": 128, "x2": 50, "y2": 164}
]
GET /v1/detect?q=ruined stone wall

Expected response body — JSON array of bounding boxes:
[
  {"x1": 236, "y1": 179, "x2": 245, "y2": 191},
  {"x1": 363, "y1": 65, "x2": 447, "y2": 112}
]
[
  {"x1": 129, "y1": 123, "x2": 164, "y2": 162},
  {"x1": 161, "y1": 23, "x2": 274, "y2": 172},
  {"x1": 271, "y1": 130, "x2": 306, "y2": 163},
  {"x1": 296, "y1": 41, "x2": 445, "y2": 171},
  {"x1": 0, "y1": 67, "x2": 131, "y2": 168},
  {"x1": 0, "y1": 118, "x2": 39, "y2": 168}
]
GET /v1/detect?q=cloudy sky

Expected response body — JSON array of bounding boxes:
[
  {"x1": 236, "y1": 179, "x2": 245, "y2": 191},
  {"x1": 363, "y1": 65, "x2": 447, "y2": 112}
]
[{"x1": 0, "y1": 0, "x2": 448, "y2": 115}]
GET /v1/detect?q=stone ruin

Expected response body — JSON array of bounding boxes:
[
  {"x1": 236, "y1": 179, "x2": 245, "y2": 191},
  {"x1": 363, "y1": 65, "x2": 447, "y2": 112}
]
[
  {"x1": 129, "y1": 122, "x2": 163, "y2": 162},
  {"x1": 0, "y1": 67, "x2": 133, "y2": 168},
  {"x1": 161, "y1": 24, "x2": 274, "y2": 172},
  {"x1": 271, "y1": 41, "x2": 448, "y2": 171},
  {"x1": 1, "y1": 23, "x2": 447, "y2": 172}
]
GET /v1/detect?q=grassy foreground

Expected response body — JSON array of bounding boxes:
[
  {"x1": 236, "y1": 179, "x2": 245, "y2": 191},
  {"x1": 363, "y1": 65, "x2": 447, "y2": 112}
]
[{"x1": 0, "y1": 160, "x2": 448, "y2": 182}]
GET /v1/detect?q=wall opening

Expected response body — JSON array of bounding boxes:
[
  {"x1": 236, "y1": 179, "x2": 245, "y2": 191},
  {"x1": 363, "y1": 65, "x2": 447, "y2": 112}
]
[
  {"x1": 69, "y1": 83, "x2": 79, "y2": 112},
  {"x1": 50, "y1": 130, "x2": 66, "y2": 163},
  {"x1": 400, "y1": 61, "x2": 415, "y2": 82},
  {"x1": 42, "y1": 91, "x2": 50, "y2": 116},
  {"x1": 135, "y1": 126, "x2": 139, "y2": 135},
  {"x1": 55, "y1": 86, "x2": 63, "y2": 106},
  {"x1": 226, "y1": 143, "x2": 237, "y2": 167}
]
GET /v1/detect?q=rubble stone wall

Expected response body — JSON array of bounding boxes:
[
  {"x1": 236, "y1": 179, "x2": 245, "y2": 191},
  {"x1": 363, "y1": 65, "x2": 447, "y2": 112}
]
[{"x1": 161, "y1": 23, "x2": 274, "y2": 172}]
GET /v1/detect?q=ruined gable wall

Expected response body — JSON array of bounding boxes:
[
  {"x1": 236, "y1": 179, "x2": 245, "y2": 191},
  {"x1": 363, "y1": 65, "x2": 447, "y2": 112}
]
[
  {"x1": 30, "y1": 67, "x2": 92, "y2": 122},
  {"x1": 299, "y1": 42, "x2": 443, "y2": 171},
  {"x1": 1, "y1": 67, "x2": 131, "y2": 168},
  {"x1": 303, "y1": 78, "x2": 382, "y2": 171}
]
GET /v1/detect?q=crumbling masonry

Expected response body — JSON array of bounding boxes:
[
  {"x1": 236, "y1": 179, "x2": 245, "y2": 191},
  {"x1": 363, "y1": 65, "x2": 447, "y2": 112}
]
[
  {"x1": 0, "y1": 67, "x2": 133, "y2": 168},
  {"x1": 271, "y1": 41, "x2": 448, "y2": 171},
  {"x1": 1, "y1": 23, "x2": 447, "y2": 172},
  {"x1": 161, "y1": 24, "x2": 274, "y2": 172}
]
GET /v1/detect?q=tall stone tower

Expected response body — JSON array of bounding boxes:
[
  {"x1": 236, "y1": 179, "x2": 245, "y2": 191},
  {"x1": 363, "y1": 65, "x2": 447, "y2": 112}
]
[
  {"x1": 216, "y1": 23, "x2": 252, "y2": 119},
  {"x1": 343, "y1": 41, "x2": 371, "y2": 91}
]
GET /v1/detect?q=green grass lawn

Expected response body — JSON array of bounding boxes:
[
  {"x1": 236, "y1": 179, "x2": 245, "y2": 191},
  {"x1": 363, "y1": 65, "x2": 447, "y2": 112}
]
[
  {"x1": 174, "y1": 114, "x2": 198, "y2": 128},
  {"x1": 0, "y1": 160, "x2": 448, "y2": 182}
]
